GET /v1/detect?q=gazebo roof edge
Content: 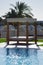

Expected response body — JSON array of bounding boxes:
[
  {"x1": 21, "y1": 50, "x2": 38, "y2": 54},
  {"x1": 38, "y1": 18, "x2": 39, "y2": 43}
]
[{"x1": 7, "y1": 17, "x2": 37, "y2": 23}]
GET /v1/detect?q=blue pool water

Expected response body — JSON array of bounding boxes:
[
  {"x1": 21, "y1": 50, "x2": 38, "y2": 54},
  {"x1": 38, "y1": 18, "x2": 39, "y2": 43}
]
[{"x1": 0, "y1": 48, "x2": 43, "y2": 65}]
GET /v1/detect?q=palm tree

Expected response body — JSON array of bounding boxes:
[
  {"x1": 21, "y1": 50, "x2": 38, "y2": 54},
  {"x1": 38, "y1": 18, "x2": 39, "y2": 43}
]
[
  {"x1": 3, "y1": 1, "x2": 33, "y2": 18},
  {"x1": 3, "y1": 9, "x2": 17, "y2": 18},
  {"x1": 10, "y1": 1, "x2": 33, "y2": 18}
]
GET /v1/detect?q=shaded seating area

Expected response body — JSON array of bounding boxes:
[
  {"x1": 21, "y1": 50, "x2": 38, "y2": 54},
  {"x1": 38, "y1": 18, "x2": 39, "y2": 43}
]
[{"x1": 7, "y1": 18, "x2": 37, "y2": 47}]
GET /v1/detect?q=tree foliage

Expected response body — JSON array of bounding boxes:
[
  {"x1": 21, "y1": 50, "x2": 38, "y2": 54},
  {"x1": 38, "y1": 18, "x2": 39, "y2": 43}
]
[{"x1": 3, "y1": 1, "x2": 33, "y2": 18}]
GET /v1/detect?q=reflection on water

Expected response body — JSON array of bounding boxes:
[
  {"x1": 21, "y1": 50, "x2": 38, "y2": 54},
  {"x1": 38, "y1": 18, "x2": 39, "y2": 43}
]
[
  {"x1": 0, "y1": 48, "x2": 43, "y2": 65},
  {"x1": 6, "y1": 48, "x2": 39, "y2": 65},
  {"x1": 6, "y1": 48, "x2": 34, "y2": 57},
  {"x1": 6, "y1": 48, "x2": 38, "y2": 57}
]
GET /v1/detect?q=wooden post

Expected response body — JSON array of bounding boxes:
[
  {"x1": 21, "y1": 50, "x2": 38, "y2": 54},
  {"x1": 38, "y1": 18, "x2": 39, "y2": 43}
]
[
  {"x1": 17, "y1": 22, "x2": 19, "y2": 44},
  {"x1": 26, "y1": 22, "x2": 28, "y2": 48},
  {"x1": 7, "y1": 22, "x2": 9, "y2": 45},
  {"x1": 34, "y1": 23, "x2": 37, "y2": 45}
]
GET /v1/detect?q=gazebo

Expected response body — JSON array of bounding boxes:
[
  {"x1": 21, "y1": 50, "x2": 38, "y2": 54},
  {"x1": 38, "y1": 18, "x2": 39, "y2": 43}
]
[{"x1": 7, "y1": 17, "x2": 37, "y2": 47}]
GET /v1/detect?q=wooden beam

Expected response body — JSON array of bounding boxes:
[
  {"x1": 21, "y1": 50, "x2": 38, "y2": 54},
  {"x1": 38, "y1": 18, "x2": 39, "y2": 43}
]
[
  {"x1": 17, "y1": 22, "x2": 19, "y2": 44},
  {"x1": 7, "y1": 23, "x2": 9, "y2": 45},
  {"x1": 34, "y1": 23, "x2": 37, "y2": 44},
  {"x1": 26, "y1": 22, "x2": 29, "y2": 48}
]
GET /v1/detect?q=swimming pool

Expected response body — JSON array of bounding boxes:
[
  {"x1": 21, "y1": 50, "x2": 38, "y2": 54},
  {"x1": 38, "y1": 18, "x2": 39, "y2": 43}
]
[{"x1": 0, "y1": 48, "x2": 43, "y2": 65}]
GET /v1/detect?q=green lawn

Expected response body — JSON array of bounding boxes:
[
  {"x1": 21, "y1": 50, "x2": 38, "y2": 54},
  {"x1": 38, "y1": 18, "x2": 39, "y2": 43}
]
[
  {"x1": 0, "y1": 38, "x2": 43, "y2": 43},
  {"x1": 0, "y1": 38, "x2": 6, "y2": 43},
  {"x1": 0, "y1": 38, "x2": 43, "y2": 46},
  {"x1": 37, "y1": 39, "x2": 43, "y2": 42},
  {"x1": 38, "y1": 44, "x2": 43, "y2": 46},
  {"x1": 32, "y1": 39, "x2": 43, "y2": 42}
]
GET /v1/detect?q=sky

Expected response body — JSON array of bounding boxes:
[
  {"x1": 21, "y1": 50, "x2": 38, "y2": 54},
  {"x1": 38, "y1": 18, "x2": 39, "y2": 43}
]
[{"x1": 0, "y1": 0, "x2": 43, "y2": 21}]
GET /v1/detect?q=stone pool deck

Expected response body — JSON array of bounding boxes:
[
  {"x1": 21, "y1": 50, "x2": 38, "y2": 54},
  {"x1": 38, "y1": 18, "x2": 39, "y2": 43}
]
[{"x1": 0, "y1": 42, "x2": 43, "y2": 49}]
